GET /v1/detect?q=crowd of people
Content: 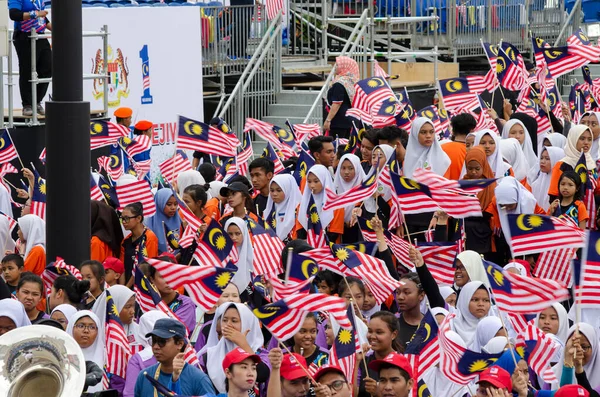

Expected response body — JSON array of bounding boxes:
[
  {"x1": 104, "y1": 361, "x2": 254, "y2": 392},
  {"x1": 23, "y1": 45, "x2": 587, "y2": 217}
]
[{"x1": 0, "y1": 72, "x2": 600, "y2": 396}]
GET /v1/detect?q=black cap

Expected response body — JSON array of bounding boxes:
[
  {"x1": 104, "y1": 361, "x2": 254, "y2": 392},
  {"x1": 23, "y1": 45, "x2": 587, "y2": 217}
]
[
  {"x1": 145, "y1": 318, "x2": 187, "y2": 341},
  {"x1": 220, "y1": 181, "x2": 250, "y2": 197}
]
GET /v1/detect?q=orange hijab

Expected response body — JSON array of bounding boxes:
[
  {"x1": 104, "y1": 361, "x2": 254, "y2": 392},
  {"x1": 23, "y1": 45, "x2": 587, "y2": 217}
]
[{"x1": 463, "y1": 146, "x2": 496, "y2": 210}]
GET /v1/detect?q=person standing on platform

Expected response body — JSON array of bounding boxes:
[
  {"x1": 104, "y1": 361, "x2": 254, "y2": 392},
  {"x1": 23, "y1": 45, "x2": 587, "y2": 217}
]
[
  {"x1": 324, "y1": 56, "x2": 359, "y2": 139},
  {"x1": 114, "y1": 107, "x2": 133, "y2": 130},
  {"x1": 133, "y1": 120, "x2": 153, "y2": 139},
  {"x1": 9, "y1": 0, "x2": 52, "y2": 117}
]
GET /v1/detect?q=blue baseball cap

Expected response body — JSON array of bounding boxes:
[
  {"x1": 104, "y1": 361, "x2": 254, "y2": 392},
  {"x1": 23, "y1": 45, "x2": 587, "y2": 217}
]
[{"x1": 145, "y1": 318, "x2": 187, "y2": 341}]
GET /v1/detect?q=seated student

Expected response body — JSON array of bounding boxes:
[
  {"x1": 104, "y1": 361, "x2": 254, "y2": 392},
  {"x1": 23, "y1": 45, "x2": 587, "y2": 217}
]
[
  {"x1": 103, "y1": 257, "x2": 124, "y2": 287},
  {"x1": 313, "y1": 365, "x2": 353, "y2": 397},
  {"x1": 134, "y1": 318, "x2": 216, "y2": 397},
  {"x1": 474, "y1": 366, "x2": 513, "y2": 396},
  {"x1": 267, "y1": 349, "x2": 311, "y2": 397},
  {"x1": 222, "y1": 348, "x2": 262, "y2": 397},
  {"x1": 249, "y1": 157, "x2": 275, "y2": 218},
  {"x1": 1, "y1": 253, "x2": 24, "y2": 294},
  {"x1": 368, "y1": 352, "x2": 414, "y2": 397},
  {"x1": 15, "y1": 272, "x2": 48, "y2": 323}
]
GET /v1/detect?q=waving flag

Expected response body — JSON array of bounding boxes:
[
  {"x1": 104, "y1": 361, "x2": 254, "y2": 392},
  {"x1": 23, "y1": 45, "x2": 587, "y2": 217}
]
[
  {"x1": 390, "y1": 171, "x2": 439, "y2": 214},
  {"x1": 148, "y1": 259, "x2": 237, "y2": 311},
  {"x1": 497, "y1": 43, "x2": 527, "y2": 91},
  {"x1": 305, "y1": 195, "x2": 327, "y2": 249},
  {"x1": 103, "y1": 290, "x2": 132, "y2": 387},
  {"x1": 90, "y1": 174, "x2": 104, "y2": 202},
  {"x1": 253, "y1": 293, "x2": 351, "y2": 340},
  {"x1": 30, "y1": 170, "x2": 46, "y2": 220},
  {"x1": 543, "y1": 46, "x2": 589, "y2": 78},
  {"x1": 237, "y1": 130, "x2": 254, "y2": 176},
  {"x1": 484, "y1": 260, "x2": 569, "y2": 313},
  {"x1": 98, "y1": 153, "x2": 125, "y2": 181},
  {"x1": 438, "y1": 313, "x2": 473, "y2": 384},
  {"x1": 395, "y1": 88, "x2": 416, "y2": 129},
  {"x1": 416, "y1": 242, "x2": 457, "y2": 286},
  {"x1": 288, "y1": 122, "x2": 321, "y2": 146},
  {"x1": 352, "y1": 77, "x2": 396, "y2": 115},
  {"x1": 324, "y1": 170, "x2": 377, "y2": 211},
  {"x1": 118, "y1": 135, "x2": 152, "y2": 159},
  {"x1": 158, "y1": 151, "x2": 192, "y2": 184},
  {"x1": 456, "y1": 349, "x2": 503, "y2": 380},
  {"x1": 329, "y1": 305, "x2": 360, "y2": 381},
  {"x1": 294, "y1": 149, "x2": 315, "y2": 186},
  {"x1": 90, "y1": 121, "x2": 129, "y2": 150},
  {"x1": 247, "y1": 216, "x2": 285, "y2": 276},
  {"x1": 567, "y1": 29, "x2": 600, "y2": 61},
  {"x1": 437, "y1": 78, "x2": 478, "y2": 110},
  {"x1": 115, "y1": 179, "x2": 156, "y2": 217},
  {"x1": 134, "y1": 266, "x2": 176, "y2": 317},
  {"x1": 262, "y1": 143, "x2": 285, "y2": 174},
  {"x1": 272, "y1": 125, "x2": 297, "y2": 159},
  {"x1": 577, "y1": 230, "x2": 600, "y2": 307},
  {"x1": 574, "y1": 153, "x2": 597, "y2": 229},
  {"x1": 515, "y1": 324, "x2": 559, "y2": 383},
  {"x1": 534, "y1": 248, "x2": 576, "y2": 287},
  {"x1": 177, "y1": 116, "x2": 237, "y2": 157},
  {"x1": 357, "y1": 217, "x2": 412, "y2": 270},
  {"x1": 41, "y1": 257, "x2": 82, "y2": 293},
  {"x1": 501, "y1": 213, "x2": 586, "y2": 256},
  {"x1": 97, "y1": 174, "x2": 119, "y2": 208},
  {"x1": 405, "y1": 309, "x2": 440, "y2": 376},
  {"x1": 417, "y1": 106, "x2": 450, "y2": 139},
  {"x1": 193, "y1": 218, "x2": 234, "y2": 266}
]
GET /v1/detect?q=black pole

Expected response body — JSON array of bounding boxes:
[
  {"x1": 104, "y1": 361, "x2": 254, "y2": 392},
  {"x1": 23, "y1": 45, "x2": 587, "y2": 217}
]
[{"x1": 46, "y1": 0, "x2": 91, "y2": 266}]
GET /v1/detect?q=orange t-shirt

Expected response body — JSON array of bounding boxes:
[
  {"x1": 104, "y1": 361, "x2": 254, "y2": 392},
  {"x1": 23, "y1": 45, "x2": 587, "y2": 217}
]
[
  {"x1": 548, "y1": 161, "x2": 565, "y2": 197},
  {"x1": 547, "y1": 200, "x2": 589, "y2": 225},
  {"x1": 90, "y1": 236, "x2": 112, "y2": 263},
  {"x1": 204, "y1": 197, "x2": 221, "y2": 221},
  {"x1": 24, "y1": 245, "x2": 45, "y2": 276},
  {"x1": 441, "y1": 141, "x2": 467, "y2": 181},
  {"x1": 119, "y1": 229, "x2": 159, "y2": 262}
]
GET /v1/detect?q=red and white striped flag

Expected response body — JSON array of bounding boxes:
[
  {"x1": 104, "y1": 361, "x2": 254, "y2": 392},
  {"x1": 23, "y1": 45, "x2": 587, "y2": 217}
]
[
  {"x1": 41, "y1": 257, "x2": 82, "y2": 294},
  {"x1": 515, "y1": 324, "x2": 559, "y2": 383},
  {"x1": 97, "y1": 155, "x2": 124, "y2": 181},
  {"x1": 103, "y1": 290, "x2": 132, "y2": 387},
  {"x1": 373, "y1": 62, "x2": 390, "y2": 79},
  {"x1": 416, "y1": 242, "x2": 457, "y2": 286},
  {"x1": 90, "y1": 121, "x2": 129, "y2": 150},
  {"x1": 438, "y1": 313, "x2": 473, "y2": 385},
  {"x1": 90, "y1": 175, "x2": 104, "y2": 202},
  {"x1": 115, "y1": 180, "x2": 156, "y2": 217},
  {"x1": 534, "y1": 248, "x2": 576, "y2": 287},
  {"x1": 576, "y1": 231, "x2": 600, "y2": 307},
  {"x1": 292, "y1": 123, "x2": 321, "y2": 145},
  {"x1": 345, "y1": 108, "x2": 374, "y2": 125},
  {"x1": 268, "y1": 276, "x2": 314, "y2": 300},
  {"x1": 358, "y1": 217, "x2": 413, "y2": 270},
  {"x1": 248, "y1": 217, "x2": 285, "y2": 276},
  {"x1": 323, "y1": 171, "x2": 378, "y2": 212},
  {"x1": 39, "y1": 147, "x2": 46, "y2": 164},
  {"x1": 159, "y1": 152, "x2": 192, "y2": 185},
  {"x1": 567, "y1": 29, "x2": 600, "y2": 62},
  {"x1": 266, "y1": 0, "x2": 284, "y2": 20}
]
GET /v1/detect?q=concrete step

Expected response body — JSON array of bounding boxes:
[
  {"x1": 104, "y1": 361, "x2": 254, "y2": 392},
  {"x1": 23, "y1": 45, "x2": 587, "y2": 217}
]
[
  {"x1": 276, "y1": 91, "x2": 320, "y2": 105},
  {"x1": 269, "y1": 103, "x2": 313, "y2": 117},
  {"x1": 262, "y1": 115, "x2": 308, "y2": 126}
]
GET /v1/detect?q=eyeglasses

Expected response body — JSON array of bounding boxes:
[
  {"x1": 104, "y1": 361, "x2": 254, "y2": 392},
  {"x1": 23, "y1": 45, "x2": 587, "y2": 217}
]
[
  {"x1": 120, "y1": 215, "x2": 138, "y2": 223},
  {"x1": 324, "y1": 380, "x2": 346, "y2": 392},
  {"x1": 151, "y1": 336, "x2": 171, "y2": 348},
  {"x1": 75, "y1": 323, "x2": 98, "y2": 332},
  {"x1": 581, "y1": 344, "x2": 592, "y2": 353}
]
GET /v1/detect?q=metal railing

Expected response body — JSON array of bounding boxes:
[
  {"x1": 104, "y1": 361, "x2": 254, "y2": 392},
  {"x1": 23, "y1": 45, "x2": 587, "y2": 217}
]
[
  {"x1": 216, "y1": 12, "x2": 283, "y2": 134},
  {"x1": 1, "y1": 26, "x2": 109, "y2": 127}
]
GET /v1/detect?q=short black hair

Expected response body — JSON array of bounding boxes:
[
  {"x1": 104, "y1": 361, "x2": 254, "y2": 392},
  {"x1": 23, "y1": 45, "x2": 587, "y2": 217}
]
[
  {"x1": 362, "y1": 129, "x2": 380, "y2": 146},
  {"x1": 183, "y1": 184, "x2": 208, "y2": 208},
  {"x1": 249, "y1": 157, "x2": 275, "y2": 175},
  {"x1": 199, "y1": 163, "x2": 217, "y2": 183},
  {"x1": 377, "y1": 362, "x2": 411, "y2": 382},
  {"x1": 2, "y1": 253, "x2": 24, "y2": 268},
  {"x1": 17, "y1": 272, "x2": 44, "y2": 293},
  {"x1": 338, "y1": 276, "x2": 365, "y2": 296},
  {"x1": 450, "y1": 113, "x2": 477, "y2": 137},
  {"x1": 377, "y1": 126, "x2": 408, "y2": 148},
  {"x1": 123, "y1": 202, "x2": 144, "y2": 222},
  {"x1": 80, "y1": 260, "x2": 105, "y2": 285},
  {"x1": 314, "y1": 270, "x2": 338, "y2": 291},
  {"x1": 53, "y1": 275, "x2": 90, "y2": 307},
  {"x1": 308, "y1": 136, "x2": 334, "y2": 156}
]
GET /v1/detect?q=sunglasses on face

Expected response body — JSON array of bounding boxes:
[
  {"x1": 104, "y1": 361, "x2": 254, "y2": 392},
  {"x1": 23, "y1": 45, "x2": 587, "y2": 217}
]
[{"x1": 151, "y1": 336, "x2": 171, "y2": 348}]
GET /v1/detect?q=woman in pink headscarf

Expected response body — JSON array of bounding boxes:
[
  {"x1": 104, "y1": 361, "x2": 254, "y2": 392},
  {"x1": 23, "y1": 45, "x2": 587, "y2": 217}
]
[{"x1": 324, "y1": 56, "x2": 359, "y2": 139}]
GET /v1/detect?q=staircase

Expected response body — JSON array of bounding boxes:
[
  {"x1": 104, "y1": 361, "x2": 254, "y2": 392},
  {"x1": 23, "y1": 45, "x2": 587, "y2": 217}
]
[
  {"x1": 560, "y1": 64, "x2": 600, "y2": 103},
  {"x1": 262, "y1": 91, "x2": 321, "y2": 127}
]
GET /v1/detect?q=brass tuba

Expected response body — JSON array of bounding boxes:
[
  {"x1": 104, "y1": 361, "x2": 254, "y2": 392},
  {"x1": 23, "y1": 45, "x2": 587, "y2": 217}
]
[{"x1": 0, "y1": 325, "x2": 86, "y2": 397}]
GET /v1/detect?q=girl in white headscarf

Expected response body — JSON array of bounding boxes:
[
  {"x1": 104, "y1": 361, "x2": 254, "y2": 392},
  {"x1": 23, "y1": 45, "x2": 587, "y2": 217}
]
[
  {"x1": 450, "y1": 281, "x2": 491, "y2": 344},
  {"x1": 224, "y1": 217, "x2": 254, "y2": 290},
  {"x1": 579, "y1": 111, "x2": 600, "y2": 161},
  {"x1": 0, "y1": 215, "x2": 15, "y2": 257},
  {"x1": 17, "y1": 214, "x2": 45, "y2": 275},
  {"x1": 50, "y1": 304, "x2": 78, "y2": 330},
  {"x1": 469, "y1": 316, "x2": 504, "y2": 353},
  {"x1": 200, "y1": 302, "x2": 267, "y2": 394},
  {"x1": 403, "y1": 117, "x2": 451, "y2": 178},
  {"x1": 0, "y1": 183, "x2": 12, "y2": 218},
  {"x1": 474, "y1": 130, "x2": 512, "y2": 178},
  {"x1": 334, "y1": 153, "x2": 366, "y2": 223},
  {"x1": 0, "y1": 299, "x2": 31, "y2": 336},
  {"x1": 495, "y1": 176, "x2": 539, "y2": 215},
  {"x1": 124, "y1": 310, "x2": 168, "y2": 397},
  {"x1": 298, "y1": 165, "x2": 338, "y2": 232},
  {"x1": 67, "y1": 310, "x2": 105, "y2": 393},
  {"x1": 108, "y1": 284, "x2": 138, "y2": 344},
  {"x1": 502, "y1": 119, "x2": 538, "y2": 169},
  {"x1": 500, "y1": 138, "x2": 531, "y2": 187},
  {"x1": 544, "y1": 133, "x2": 567, "y2": 149},
  {"x1": 176, "y1": 170, "x2": 206, "y2": 197},
  {"x1": 454, "y1": 250, "x2": 490, "y2": 290},
  {"x1": 535, "y1": 303, "x2": 569, "y2": 344},
  {"x1": 552, "y1": 323, "x2": 600, "y2": 390},
  {"x1": 530, "y1": 147, "x2": 565, "y2": 210},
  {"x1": 264, "y1": 174, "x2": 301, "y2": 241},
  {"x1": 363, "y1": 144, "x2": 395, "y2": 219}
]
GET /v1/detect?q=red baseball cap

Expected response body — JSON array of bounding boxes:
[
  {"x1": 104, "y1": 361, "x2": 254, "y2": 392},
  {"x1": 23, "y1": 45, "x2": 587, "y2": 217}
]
[
  {"x1": 368, "y1": 352, "x2": 414, "y2": 379},
  {"x1": 222, "y1": 347, "x2": 261, "y2": 371},
  {"x1": 314, "y1": 365, "x2": 346, "y2": 382},
  {"x1": 280, "y1": 353, "x2": 308, "y2": 380},
  {"x1": 477, "y1": 366, "x2": 512, "y2": 390},
  {"x1": 103, "y1": 257, "x2": 124, "y2": 274},
  {"x1": 555, "y1": 385, "x2": 589, "y2": 397}
]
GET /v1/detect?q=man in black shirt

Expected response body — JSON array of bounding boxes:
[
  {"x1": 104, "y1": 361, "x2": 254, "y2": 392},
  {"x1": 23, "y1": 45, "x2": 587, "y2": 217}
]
[{"x1": 249, "y1": 158, "x2": 274, "y2": 217}]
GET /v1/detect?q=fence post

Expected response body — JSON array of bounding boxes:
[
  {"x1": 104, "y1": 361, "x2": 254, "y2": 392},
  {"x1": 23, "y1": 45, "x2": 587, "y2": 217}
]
[
  {"x1": 30, "y1": 30, "x2": 38, "y2": 125},
  {"x1": 486, "y1": 0, "x2": 492, "y2": 44}
]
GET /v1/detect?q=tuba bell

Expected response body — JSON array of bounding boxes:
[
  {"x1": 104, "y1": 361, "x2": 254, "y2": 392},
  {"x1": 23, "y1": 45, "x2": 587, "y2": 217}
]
[{"x1": 0, "y1": 325, "x2": 86, "y2": 397}]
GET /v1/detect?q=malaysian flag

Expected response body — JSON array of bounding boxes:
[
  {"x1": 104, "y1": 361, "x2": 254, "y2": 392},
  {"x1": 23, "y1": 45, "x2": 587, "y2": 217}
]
[
  {"x1": 177, "y1": 116, "x2": 237, "y2": 157},
  {"x1": 158, "y1": 151, "x2": 192, "y2": 184},
  {"x1": 103, "y1": 290, "x2": 132, "y2": 386},
  {"x1": 437, "y1": 78, "x2": 479, "y2": 110},
  {"x1": 268, "y1": 276, "x2": 314, "y2": 300},
  {"x1": 390, "y1": 171, "x2": 439, "y2": 214},
  {"x1": 567, "y1": 29, "x2": 600, "y2": 62},
  {"x1": 305, "y1": 195, "x2": 327, "y2": 249},
  {"x1": 90, "y1": 121, "x2": 129, "y2": 150},
  {"x1": 247, "y1": 216, "x2": 285, "y2": 276},
  {"x1": 0, "y1": 163, "x2": 18, "y2": 194},
  {"x1": 346, "y1": 108, "x2": 374, "y2": 126},
  {"x1": 31, "y1": 170, "x2": 46, "y2": 220},
  {"x1": 577, "y1": 230, "x2": 600, "y2": 307},
  {"x1": 352, "y1": 77, "x2": 397, "y2": 115},
  {"x1": 289, "y1": 122, "x2": 321, "y2": 146},
  {"x1": 438, "y1": 313, "x2": 479, "y2": 385},
  {"x1": 484, "y1": 260, "x2": 569, "y2": 313},
  {"x1": 456, "y1": 349, "x2": 503, "y2": 381},
  {"x1": 570, "y1": 84, "x2": 586, "y2": 122},
  {"x1": 272, "y1": 125, "x2": 297, "y2": 159},
  {"x1": 147, "y1": 258, "x2": 238, "y2": 312},
  {"x1": 253, "y1": 293, "x2": 351, "y2": 341},
  {"x1": 515, "y1": 94, "x2": 553, "y2": 135},
  {"x1": 416, "y1": 106, "x2": 450, "y2": 139},
  {"x1": 329, "y1": 305, "x2": 360, "y2": 381},
  {"x1": 0, "y1": 130, "x2": 19, "y2": 165},
  {"x1": 416, "y1": 242, "x2": 457, "y2": 286},
  {"x1": 405, "y1": 309, "x2": 440, "y2": 376},
  {"x1": 0, "y1": 211, "x2": 17, "y2": 235},
  {"x1": 534, "y1": 248, "x2": 576, "y2": 287},
  {"x1": 97, "y1": 175, "x2": 119, "y2": 208},
  {"x1": 515, "y1": 323, "x2": 559, "y2": 383},
  {"x1": 245, "y1": 118, "x2": 294, "y2": 159},
  {"x1": 262, "y1": 143, "x2": 285, "y2": 174},
  {"x1": 395, "y1": 88, "x2": 417, "y2": 130},
  {"x1": 357, "y1": 217, "x2": 413, "y2": 270},
  {"x1": 573, "y1": 153, "x2": 597, "y2": 229},
  {"x1": 39, "y1": 147, "x2": 46, "y2": 164},
  {"x1": 193, "y1": 218, "x2": 234, "y2": 267},
  {"x1": 115, "y1": 179, "x2": 156, "y2": 217},
  {"x1": 237, "y1": 131, "x2": 253, "y2": 176},
  {"x1": 90, "y1": 174, "x2": 104, "y2": 202},
  {"x1": 118, "y1": 135, "x2": 152, "y2": 159},
  {"x1": 501, "y1": 213, "x2": 586, "y2": 256},
  {"x1": 543, "y1": 46, "x2": 589, "y2": 78},
  {"x1": 496, "y1": 43, "x2": 527, "y2": 91},
  {"x1": 294, "y1": 150, "x2": 315, "y2": 185},
  {"x1": 97, "y1": 153, "x2": 124, "y2": 181},
  {"x1": 324, "y1": 170, "x2": 377, "y2": 211},
  {"x1": 41, "y1": 257, "x2": 82, "y2": 293},
  {"x1": 133, "y1": 265, "x2": 176, "y2": 318},
  {"x1": 373, "y1": 61, "x2": 390, "y2": 78}
]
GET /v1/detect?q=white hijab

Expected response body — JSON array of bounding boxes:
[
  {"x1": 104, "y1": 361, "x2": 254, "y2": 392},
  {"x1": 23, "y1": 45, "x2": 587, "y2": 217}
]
[
  {"x1": 18, "y1": 214, "x2": 45, "y2": 258},
  {"x1": 530, "y1": 147, "x2": 564, "y2": 210},
  {"x1": 224, "y1": 217, "x2": 254, "y2": 290},
  {"x1": 495, "y1": 176, "x2": 538, "y2": 214},
  {"x1": 502, "y1": 120, "x2": 538, "y2": 169},
  {"x1": 545, "y1": 133, "x2": 567, "y2": 149},
  {"x1": 403, "y1": 117, "x2": 450, "y2": 178},
  {"x1": 450, "y1": 281, "x2": 491, "y2": 344},
  {"x1": 334, "y1": 154, "x2": 366, "y2": 222},
  {"x1": 50, "y1": 304, "x2": 78, "y2": 326},
  {"x1": 135, "y1": 310, "x2": 168, "y2": 361},
  {"x1": 456, "y1": 250, "x2": 490, "y2": 289},
  {"x1": 0, "y1": 183, "x2": 12, "y2": 218},
  {"x1": 0, "y1": 299, "x2": 32, "y2": 328},
  {"x1": 469, "y1": 316, "x2": 503, "y2": 353},
  {"x1": 107, "y1": 285, "x2": 137, "y2": 338},
  {"x1": 264, "y1": 174, "x2": 302, "y2": 239},
  {"x1": 0, "y1": 215, "x2": 15, "y2": 255},
  {"x1": 561, "y1": 124, "x2": 596, "y2": 169},
  {"x1": 297, "y1": 165, "x2": 336, "y2": 230},
  {"x1": 500, "y1": 138, "x2": 529, "y2": 181},
  {"x1": 439, "y1": 286, "x2": 457, "y2": 302},
  {"x1": 474, "y1": 130, "x2": 511, "y2": 178},
  {"x1": 208, "y1": 181, "x2": 227, "y2": 201},
  {"x1": 202, "y1": 303, "x2": 264, "y2": 394},
  {"x1": 534, "y1": 302, "x2": 569, "y2": 344},
  {"x1": 580, "y1": 112, "x2": 600, "y2": 162},
  {"x1": 176, "y1": 170, "x2": 206, "y2": 197},
  {"x1": 365, "y1": 144, "x2": 395, "y2": 214},
  {"x1": 67, "y1": 310, "x2": 105, "y2": 392},
  {"x1": 553, "y1": 323, "x2": 600, "y2": 389}
]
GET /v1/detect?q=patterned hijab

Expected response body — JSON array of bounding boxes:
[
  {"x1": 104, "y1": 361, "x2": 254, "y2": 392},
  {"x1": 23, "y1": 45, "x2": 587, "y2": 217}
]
[{"x1": 330, "y1": 56, "x2": 360, "y2": 102}]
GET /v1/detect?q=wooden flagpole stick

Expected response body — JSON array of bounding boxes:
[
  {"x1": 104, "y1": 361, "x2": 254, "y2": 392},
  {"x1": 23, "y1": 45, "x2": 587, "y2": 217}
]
[
  {"x1": 278, "y1": 342, "x2": 318, "y2": 384},
  {"x1": 342, "y1": 276, "x2": 370, "y2": 373},
  {"x1": 2, "y1": 178, "x2": 19, "y2": 191},
  {"x1": 5, "y1": 129, "x2": 25, "y2": 170},
  {"x1": 170, "y1": 151, "x2": 178, "y2": 185},
  {"x1": 284, "y1": 246, "x2": 293, "y2": 285}
]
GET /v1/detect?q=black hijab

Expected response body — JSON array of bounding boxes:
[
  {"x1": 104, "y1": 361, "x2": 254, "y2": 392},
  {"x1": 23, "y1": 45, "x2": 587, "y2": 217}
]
[{"x1": 91, "y1": 200, "x2": 124, "y2": 257}]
